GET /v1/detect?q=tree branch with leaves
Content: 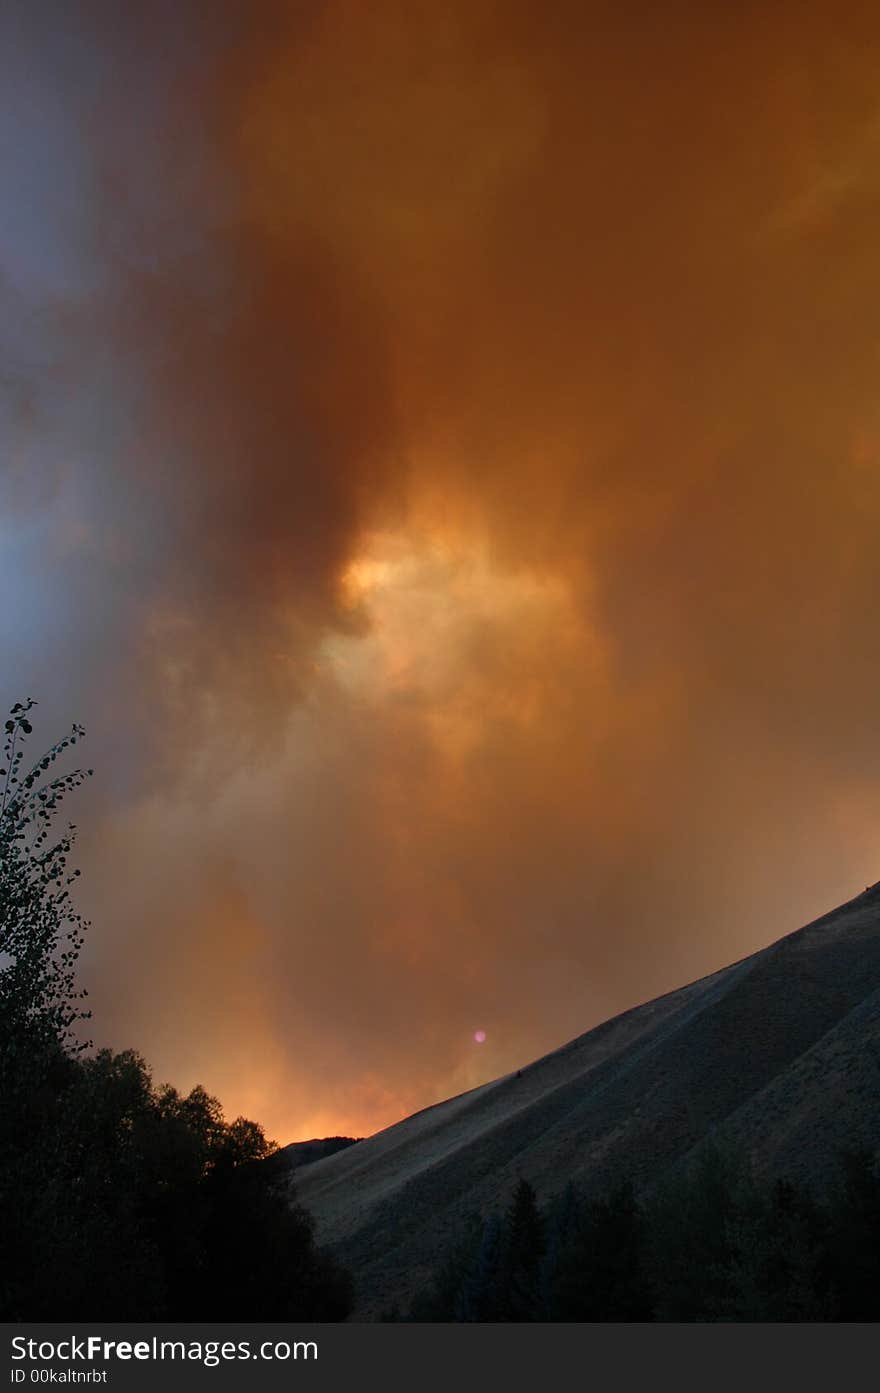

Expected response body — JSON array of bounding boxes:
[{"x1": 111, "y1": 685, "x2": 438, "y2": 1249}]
[{"x1": 0, "y1": 699, "x2": 93, "y2": 1059}]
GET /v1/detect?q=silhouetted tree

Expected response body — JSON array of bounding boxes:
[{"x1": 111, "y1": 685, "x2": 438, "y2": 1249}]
[
  {"x1": 549, "y1": 1180, "x2": 652, "y2": 1321},
  {"x1": 498, "y1": 1179, "x2": 545, "y2": 1320},
  {"x1": 0, "y1": 700, "x2": 353, "y2": 1321},
  {"x1": 407, "y1": 1215, "x2": 484, "y2": 1321},
  {"x1": 456, "y1": 1212, "x2": 503, "y2": 1321},
  {"x1": 646, "y1": 1143, "x2": 749, "y2": 1320},
  {"x1": 0, "y1": 699, "x2": 92, "y2": 1064},
  {"x1": 717, "y1": 1175, "x2": 831, "y2": 1321},
  {"x1": 824, "y1": 1148, "x2": 880, "y2": 1320},
  {"x1": 410, "y1": 1146, "x2": 878, "y2": 1323}
]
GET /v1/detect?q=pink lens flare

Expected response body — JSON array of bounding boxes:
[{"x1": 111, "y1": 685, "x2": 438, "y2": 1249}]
[{"x1": 474, "y1": 1029, "x2": 487, "y2": 1043}]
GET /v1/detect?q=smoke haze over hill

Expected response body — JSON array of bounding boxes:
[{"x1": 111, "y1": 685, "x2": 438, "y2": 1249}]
[{"x1": 3, "y1": 1, "x2": 880, "y2": 1138}]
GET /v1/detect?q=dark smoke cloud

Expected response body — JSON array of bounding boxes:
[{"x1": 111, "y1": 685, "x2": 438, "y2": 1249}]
[{"x1": 4, "y1": 1, "x2": 880, "y2": 1137}]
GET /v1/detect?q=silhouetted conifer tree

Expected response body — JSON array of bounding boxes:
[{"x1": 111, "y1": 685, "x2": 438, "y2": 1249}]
[
  {"x1": 824, "y1": 1148, "x2": 880, "y2": 1320},
  {"x1": 456, "y1": 1212, "x2": 503, "y2": 1321},
  {"x1": 498, "y1": 1179, "x2": 545, "y2": 1320},
  {"x1": 550, "y1": 1180, "x2": 652, "y2": 1321}
]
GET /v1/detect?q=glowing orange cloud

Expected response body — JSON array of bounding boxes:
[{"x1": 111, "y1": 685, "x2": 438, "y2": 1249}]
[{"x1": 11, "y1": 2, "x2": 880, "y2": 1140}]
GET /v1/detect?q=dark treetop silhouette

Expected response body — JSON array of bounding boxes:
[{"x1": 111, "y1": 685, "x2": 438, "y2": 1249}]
[{"x1": 0, "y1": 700, "x2": 353, "y2": 1321}]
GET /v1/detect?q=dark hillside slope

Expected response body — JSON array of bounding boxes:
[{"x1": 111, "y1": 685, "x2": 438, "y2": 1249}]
[{"x1": 295, "y1": 886, "x2": 880, "y2": 1316}]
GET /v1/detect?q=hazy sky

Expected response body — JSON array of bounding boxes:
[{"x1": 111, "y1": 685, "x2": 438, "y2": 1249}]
[{"x1": 4, "y1": 0, "x2": 880, "y2": 1140}]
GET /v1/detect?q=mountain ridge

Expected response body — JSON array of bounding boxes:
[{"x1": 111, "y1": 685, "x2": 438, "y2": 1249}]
[{"x1": 293, "y1": 886, "x2": 880, "y2": 1316}]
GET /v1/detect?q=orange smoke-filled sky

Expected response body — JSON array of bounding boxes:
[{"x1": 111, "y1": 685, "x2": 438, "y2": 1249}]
[{"x1": 4, "y1": 0, "x2": 880, "y2": 1139}]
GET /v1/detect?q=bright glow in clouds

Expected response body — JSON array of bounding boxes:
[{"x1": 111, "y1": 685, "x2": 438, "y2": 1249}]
[
  {"x1": 9, "y1": 1, "x2": 880, "y2": 1144},
  {"x1": 474, "y1": 1030, "x2": 487, "y2": 1044},
  {"x1": 325, "y1": 524, "x2": 598, "y2": 756}
]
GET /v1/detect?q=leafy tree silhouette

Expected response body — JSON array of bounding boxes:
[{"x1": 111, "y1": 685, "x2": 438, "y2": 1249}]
[
  {"x1": 0, "y1": 699, "x2": 353, "y2": 1320},
  {"x1": 0, "y1": 698, "x2": 93, "y2": 1063}
]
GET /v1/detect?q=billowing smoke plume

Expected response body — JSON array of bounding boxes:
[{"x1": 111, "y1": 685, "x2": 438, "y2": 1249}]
[{"x1": 4, "y1": 0, "x2": 880, "y2": 1137}]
